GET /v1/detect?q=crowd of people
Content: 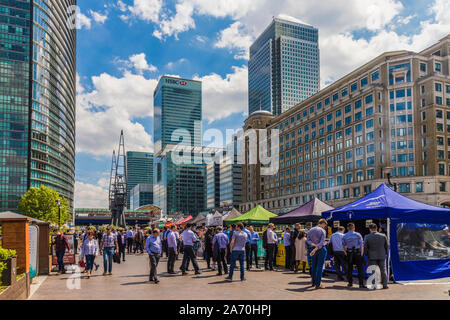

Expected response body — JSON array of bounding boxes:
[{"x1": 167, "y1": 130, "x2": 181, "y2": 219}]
[{"x1": 53, "y1": 219, "x2": 389, "y2": 290}]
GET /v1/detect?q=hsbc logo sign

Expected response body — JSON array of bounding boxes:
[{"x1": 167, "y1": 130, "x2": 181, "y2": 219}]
[{"x1": 165, "y1": 79, "x2": 188, "y2": 86}]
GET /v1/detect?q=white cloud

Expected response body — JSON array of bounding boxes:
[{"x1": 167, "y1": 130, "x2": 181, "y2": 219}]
[
  {"x1": 117, "y1": 0, "x2": 127, "y2": 12},
  {"x1": 166, "y1": 58, "x2": 187, "y2": 70},
  {"x1": 76, "y1": 70, "x2": 156, "y2": 157},
  {"x1": 153, "y1": 1, "x2": 195, "y2": 40},
  {"x1": 128, "y1": 53, "x2": 158, "y2": 73},
  {"x1": 194, "y1": 66, "x2": 248, "y2": 123},
  {"x1": 77, "y1": 12, "x2": 92, "y2": 30},
  {"x1": 195, "y1": 35, "x2": 207, "y2": 43},
  {"x1": 124, "y1": 0, "x2": 162, "y2": 23},
  {"x1": 90, "y1": 10, "x2": 108, "y2": 24},
  {"x1": 214, "y1": 22, "x2": 253, "y2": 60},
  {"x1": 397, "y1": 14, "x2": 416, "y2": 25},
  {"x1": 74, "y1": 181, "x2": 109, "y2": 208}
]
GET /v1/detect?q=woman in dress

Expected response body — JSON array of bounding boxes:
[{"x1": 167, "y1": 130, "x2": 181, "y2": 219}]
[
  {"x1": 294, "y1": 230, "x2": 308, "y2": 273},
  {"x1": 80, "y1": 231, "x2": 99, "y2": 279}
]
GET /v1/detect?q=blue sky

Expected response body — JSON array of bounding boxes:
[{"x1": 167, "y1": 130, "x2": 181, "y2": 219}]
[{"x1": 74, "y1": 0, "x2": 449, "y2": 208}]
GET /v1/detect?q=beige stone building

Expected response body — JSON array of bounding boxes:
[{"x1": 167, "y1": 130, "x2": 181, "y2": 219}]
[{"x1": 240, "y1": 35, "x2": 450, "y2": 214}]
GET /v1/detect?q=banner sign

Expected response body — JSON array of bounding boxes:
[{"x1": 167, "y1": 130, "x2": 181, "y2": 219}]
[
  {"x1": 29, "y1": 225, "x2": 39, "y2": 278},
  {"x1": 52, "y1": 234, "x2": 76, "y2": 265}
]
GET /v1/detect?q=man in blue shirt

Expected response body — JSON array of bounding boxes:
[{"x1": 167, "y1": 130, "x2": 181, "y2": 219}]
[
  {"x1": 225, "y1": 223, "x2": 248, "y2": 282},
  {"x1": 307, "y1": 219, "x2": 328, "y2": 289},
  {"x1": 167, "y1": 225, "x2": 178, "y2": 274},
  {"x1": 225, "y1": 225, "x2": 234, "y2": 264},
  {"x1": 283, "y1": 227, "x2": 292, "y2": 270},
  {"x1": 145, "y1": 229, "x2": 162, "y2": 284},
  {"x1": 329, "y1": 226, "x2": 347, "y2": 281},
  {"x1": 249, "y1": 226, "x2": 260, "y2": 269},
  {"x1": 242, "y1": 223, "x2": 252, "y2": 271},
  {"x1": 213, "y1": 226, "x2": 229, "y2": 275},
  {"x1": 126, "y1": 227, "x2": 134, "y2": 254},
  {"x1": 342, "y1": 222, "x2": 364, "y2": 288},
  {"x1": 180, "y1": 224, "x2": 201, "y2": 275}
]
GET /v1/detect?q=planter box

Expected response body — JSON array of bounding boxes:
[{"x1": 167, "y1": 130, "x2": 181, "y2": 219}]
[
  {"x1": 1, "y1": 257, "x2": 17, "y2": 287},
  {"x1": 0, "y1": 273, "x2": 30, "y2": 300}
]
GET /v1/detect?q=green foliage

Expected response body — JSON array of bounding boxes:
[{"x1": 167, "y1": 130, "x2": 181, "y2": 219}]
[
  {"x1": 0, "y1": 246, "x2": 16, "y2": 260},
  {"x1": 18, "y1": 185, "x2": 71, "y2": 225},
  {"x1": 0, "y1": 262, "x2": 5, "y2": 286}
]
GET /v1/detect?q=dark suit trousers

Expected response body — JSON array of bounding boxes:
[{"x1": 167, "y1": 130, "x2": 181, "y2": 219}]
[
  {"x1": 181, "y1": 245, "x2": 199, "y2": 272},
  {"x1": 333, "y1": 251, "x2": 347, "y2": 279},
  {"x1": 217, "y1": 248, "x2": 228, "y2": 274},
  {"x1": 284, "y1": 245, "x2": 292, "y2": 269},
  {"x1": 347, "y1": 250, "x2": 364, "y2": 285},
  {"x1": 127, "y1": 239, "x2": 133, "y2": 253},
  {"x1": 369, "y1": 259, "x2": 388, "y2": 287},
  {"x1": 266, "y1": 244, "x2": 276, "y2": 270},
  {"x1": 245, "y1": 243, "x2": 251, "y2": 270},
  {"x1": 149, "y1": 253, "x2": 160, "y2": 281},
  {"x1": 250, "y1": 244, "x2": 258, "y2": 267},
  {"x1": 119, "y1": 245, "x2": 126, "y2": 261},
  {"x1": 167, "y1": 247, "x2": 176, "y2": 273}
]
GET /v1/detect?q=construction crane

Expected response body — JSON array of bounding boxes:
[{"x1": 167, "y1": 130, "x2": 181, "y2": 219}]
[{"x1": 109, "y1": 131, "x2": 127, "y2": 227}]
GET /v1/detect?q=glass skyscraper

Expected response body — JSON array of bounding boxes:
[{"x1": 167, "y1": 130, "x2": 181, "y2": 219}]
[
  {"x1": 0, "y1": 0, "x2": 76, "y2": 211},
  {"x1": 153, "y1": 76, "x2": 208, "y2": 215},
  {"x1": 153, "y1": 76, "x2": 202, "y2": 154},
  {"x1": 126, "y1": 151, "x2": 153, "y2": 209},
  {"x1": 154, "y1": 147, "x2": 208, "y2": 215},
  {"x1": 248, "y1": 15, "x2": 320, "y2": 116},
  {"x1": 130, "y1": 183, "x2": 153, "y2": 210}
]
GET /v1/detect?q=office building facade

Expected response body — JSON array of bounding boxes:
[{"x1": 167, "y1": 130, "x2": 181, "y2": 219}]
[
  {"x1": 153, "y1": 76, "x2": 208, "y2": 216},
  {"x1": 126, "y1": 151, "x2": 153, "y2": 209},
  {"x1": 248, "y1": 15, "x2": 320, "y2": 116},
  {"x1": 130, "y1": 183, "x2": 153, "y2": 210},
  {"x1": 241, "y1": 36, "x2": 450, "y2": 214},
  {"x1": 0, "y1": 0, "x2": 76, "y2": 210},
  {"x1": 206, "y1": 162, "x2": 220, "y2": 210},
  {"x1": 153, "y1": 76, "x2": 202, "y2": 154},
  {"x1": 206, "y1": 137, "x2": 243, "y2": 211},
  {"x1": 154, "y1": 145, "x2": 222, "y2": 215}
]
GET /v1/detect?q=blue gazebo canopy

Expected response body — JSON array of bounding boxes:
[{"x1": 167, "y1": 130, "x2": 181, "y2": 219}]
[
  {"x1": 322, "y1": 184, "x2": 450, "y2": 224},
  {"x1": 322, "y1": 184, "x2": 450, "y2": 282}
]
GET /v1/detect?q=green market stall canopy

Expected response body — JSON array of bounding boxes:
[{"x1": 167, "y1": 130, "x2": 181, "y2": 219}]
[{"x1": 225, "y1": 205, "x2": 277, "y2": 225}]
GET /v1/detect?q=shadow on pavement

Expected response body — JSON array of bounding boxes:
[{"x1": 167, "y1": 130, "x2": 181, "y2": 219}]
[
  {"x1": 208, "y1": 280, "x2": 234, "y2": 284},
  {"x1": 285, "y1": 286, "x2": 316, "y2": 293},
  {"x1": 121, "y1": 281, "x2": 151, "y2": 286},
  {"x1": 192, "y1": 274, "x2": 222, "y2": 279}
]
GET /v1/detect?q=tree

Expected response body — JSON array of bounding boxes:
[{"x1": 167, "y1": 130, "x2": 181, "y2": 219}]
[{"x1": 18, "y1": 186, "x2": 71, "y2": 226}]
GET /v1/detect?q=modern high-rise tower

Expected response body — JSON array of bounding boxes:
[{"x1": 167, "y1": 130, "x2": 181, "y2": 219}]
[
  {"x1": 153, "y1": 76, "x2": 208, "y2": 215},
  {"x1": 248, "y1": 15, "x2": 320, "y2": 116},
  {"x1": 126, "y1": 151, "x2": 153, "y2": 209},
  {"x1": 153, "y1": 76, "x2": 202, "y2": 154},
  {"x1": 0, "y1": 1, "x2": 76, "y2": 210}
]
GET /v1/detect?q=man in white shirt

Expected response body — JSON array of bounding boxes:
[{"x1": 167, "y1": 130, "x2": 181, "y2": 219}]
[{"x1": 266, "y1": 223, "x2": 277, "y2": 271}]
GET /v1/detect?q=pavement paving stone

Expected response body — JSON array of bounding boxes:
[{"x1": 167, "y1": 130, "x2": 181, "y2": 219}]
[{"x1": 30, "y1": 254, "x2": 450, "y2": 300}]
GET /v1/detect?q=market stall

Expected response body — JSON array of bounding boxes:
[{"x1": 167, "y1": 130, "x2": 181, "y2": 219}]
[
  {"x1": 225, "y1": 205, "x2": 277, "y2": 226},
  {"x1": 206, "y1": 211, "x2": 223, "y2": 227},
  {"x1": 223, "y1": 208, "x2": 241, "y2": 223},
  {"x1": 322, "y1": 184, "x2": 450, "y2": 282},
  {"x1": 175, "y1": 216, "x2": 193, "y2": 227},
  {"x1": 269, "y1": 198, "x2": 334, "y2": 225},
  {"x1": 191, "y1": 214, "x2": 206, "y2": 227}
]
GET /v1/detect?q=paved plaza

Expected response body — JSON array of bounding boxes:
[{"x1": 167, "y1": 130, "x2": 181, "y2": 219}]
[{"x1": 30, "y1": 254, "x2": 450, "y2": 300}]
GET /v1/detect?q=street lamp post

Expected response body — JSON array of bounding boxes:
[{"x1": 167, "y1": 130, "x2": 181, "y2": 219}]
[{"x1": 384, "y1": 166, "x2": 397, "y2": 192}]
